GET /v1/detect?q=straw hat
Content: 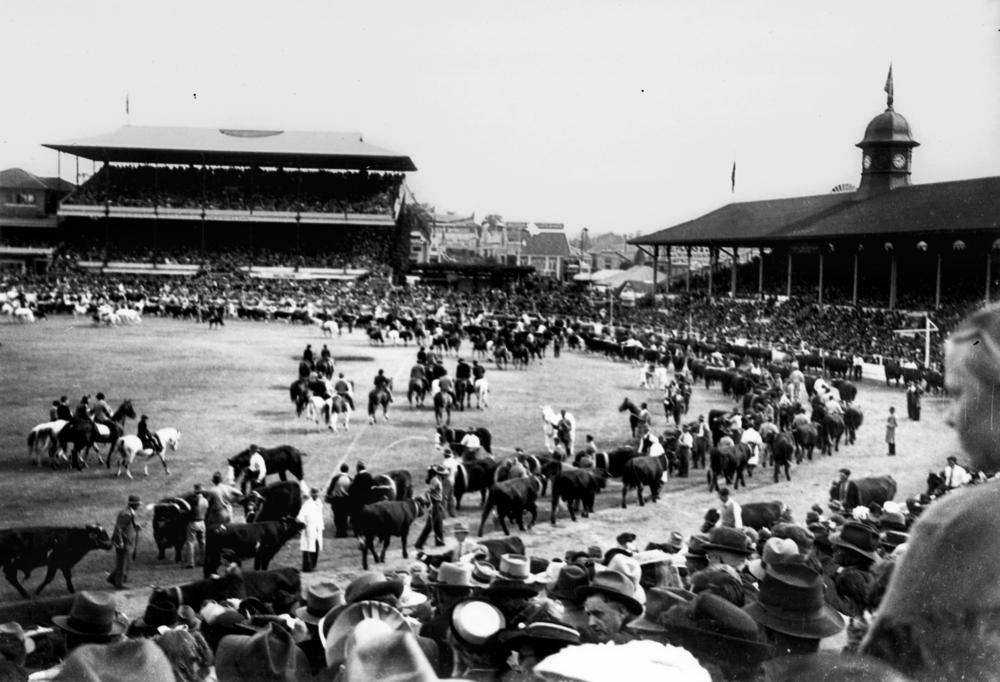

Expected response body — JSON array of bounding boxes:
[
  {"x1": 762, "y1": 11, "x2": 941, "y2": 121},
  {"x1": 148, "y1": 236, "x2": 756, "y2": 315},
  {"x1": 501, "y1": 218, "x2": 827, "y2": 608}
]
[
  {"x1": 323, "y1": 600, "x2": 412, "y2": 668},
  {"x1": 450, "y1": 599, "x2": 506, "y2": 647}
]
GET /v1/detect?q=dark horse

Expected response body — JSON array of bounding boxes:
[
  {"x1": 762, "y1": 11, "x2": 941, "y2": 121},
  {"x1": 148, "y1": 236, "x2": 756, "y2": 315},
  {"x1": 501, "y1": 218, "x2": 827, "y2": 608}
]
[
  {"x1": 228, "y1": 445, "x2": 307, "y2": 493},
  {"x1": 368, "y1": 380, "x2": 393, "y2": 424},
  {"x1": 58, "y1": 400, "x2": 137, "y2": 470},
  {"x1": 434, "y1": 391, "x2": 454, "y2": 427},
  {"x1": 408, "y1": 377, "x2": 429, "y2": 407},
  {"x1": 618, "y1": 397, "x2": 643, "y2": 439},
  {"x1": 454, "y1": 378, "x2": 472, "y2": 411},
  {"x1": 494, "y1": 344, "x2": 509, "y2": 370}
]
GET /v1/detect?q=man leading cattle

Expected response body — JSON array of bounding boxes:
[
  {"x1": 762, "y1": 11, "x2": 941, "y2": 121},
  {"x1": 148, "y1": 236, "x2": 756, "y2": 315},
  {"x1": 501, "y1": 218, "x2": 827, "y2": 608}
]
[{"x1": 107, "y1": 494, "x2": 142, "y2": 590}]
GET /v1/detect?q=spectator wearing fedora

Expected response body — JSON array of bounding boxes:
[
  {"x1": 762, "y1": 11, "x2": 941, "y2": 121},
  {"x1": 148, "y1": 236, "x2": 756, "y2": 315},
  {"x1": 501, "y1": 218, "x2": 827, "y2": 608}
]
[
  {"x1": 576, "y1": 570, "x2": 643, "y2": 644},
  {"x1": 745, "y1": 563, "x2": 844, "y2": 658},
  {"x1": 546, "y1": 564, "x2": 590, "y2": 631},
  {"x1": 419, "y1": 562, "x2": 478, "y2": 676},
  {"x1": 702, "y1": 527, "x2": 753, "y2": 572},
  {"x1": 52, "y1": 591, "x2": 127, "y2": 651},
  {"x1": 689, "y1": 564, "x2": 748, "y2": 607},
  {"x1": 415, "y1": 465, "x2": 447, "y2": 551},
  {"x1": 450, "y1": 522, "x2": 485, "y2": 563},
  {"x1": 830, "y1": 521, "x2": 878, "y2": 620},
  {"x1": 107, "y1": 494, "x2": 142, "y2": 590},
  {"x1": 483, "y1": 555, "x2": 544, "y2": 623},
  {"x1": 295, "y1": 582, "x2": 344, "y2": 674},
  {"x1": 634, "y1": 548, "x2": 683, "y2": 592},
  {"x1": 216, "y1": 622, "x2": 310, "y2": 682},
  {"x1": 53, "y1": 639, "x2": 175, "y2": 682},
  {"x1": 684, "y1": 533, "x2": 711, "y2": 582},
  {"x1": 448, "y1": 599, "x2": 507, "y2": 681}
]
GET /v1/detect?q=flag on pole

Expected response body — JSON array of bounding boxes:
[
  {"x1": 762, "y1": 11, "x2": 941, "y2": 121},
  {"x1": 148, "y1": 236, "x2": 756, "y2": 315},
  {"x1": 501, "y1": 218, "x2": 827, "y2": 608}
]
[
  {"x1": 884, "y1": 64, "x2": 893, "y2": 108},
  {"x1": 730, "y1": 161, "x2": 736, "y2": 193},
  {"x1": 125, "y1": 92, "x2": 130, "y2": 116}
]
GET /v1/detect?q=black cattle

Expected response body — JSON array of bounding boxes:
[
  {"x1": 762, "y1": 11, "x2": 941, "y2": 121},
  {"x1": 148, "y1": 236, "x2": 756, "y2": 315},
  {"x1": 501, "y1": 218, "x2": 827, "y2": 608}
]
[
  {"x1": 228, "y1": 445, "x2": 306, "y2": 489},
  {"x1": 150, "y1": 566, "x2": 301, "y2": 615},
  {"x1": 793, "y1": 422, "x2": 819, "y2": 462},
  {"x1": 203, "y1": 518, "x2": 304, "y2": 578},
  {"x1": 708, "y1": 443, "x2": 749, "y2": 492},
  {"x1": 436, "y1": 426, "x2": 493, "y2": 458},
  {"x1": 770, "y1": 432, "x2": 795, "y2": 482},
  {"x1": 707, "y1": 409, "x2": 733, "y2": 446},
  {"x1": 820, "y1": 414, "x2": 845, "y2": 455},
  {"x1": 621, "y1": 453, "x2": 669, "y2": 508},
  {"x1": 924, "y1": 369, "x2": 945, "y2": 394},
  {"x1": 843, "y1": 406, "x2": 864, "y2": 445},
  {"x1": 741, "y1": 501, "x2": 794, "y2": 531},
  {"x1": 824, "y1": 357, "x2": 850, "y2": 378},
  {"x1": 245, "y1": 481, "x2": 303, "y2": 523},
  {"x1": 352, "y1": 499, "x2": 427, "y2": 570},
  {"x1": 478, "y1": 476, "x2": 543, "y2": 537},
  {"x1": 551, "y1": 469, "x2": 606, "y2": 524},
  {"x1": 453, "y1": 459, "x2": 500, "y2": 510},
  {"x1": 0, "y1": 525, "x2": 113, "y2": 598},
  {"x1": 829, "y1": 475, "x2": 897, "y2": 513},
  {"x1": 831, "y1": 380, "x2": 858, "y2": 403},
  {"x1": 579, "y1": 447, "x2": 640, "y2": 479},
  {"x1": 152, "y1": 493, "x2": 201, "y2": 563},
  {"x1": 516, "y1": 453, "x2": 563, "y2": 497},
  {"x1": 884, "y1": 361, "x2": 903, "y2": 386},
  {"x1": 346, "y1": 470, "x2": 410, "y2": 524}
]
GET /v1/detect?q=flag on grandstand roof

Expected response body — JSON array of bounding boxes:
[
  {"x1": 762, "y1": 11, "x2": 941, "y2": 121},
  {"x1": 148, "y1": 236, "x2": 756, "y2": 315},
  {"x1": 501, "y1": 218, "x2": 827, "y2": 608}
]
[{"x1": 884, "y1": 63, "x2": 894, "y2": 108}]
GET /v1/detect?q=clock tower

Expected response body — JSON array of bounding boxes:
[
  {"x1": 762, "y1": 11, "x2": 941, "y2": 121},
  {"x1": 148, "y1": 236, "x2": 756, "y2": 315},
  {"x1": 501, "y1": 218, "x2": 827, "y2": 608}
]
[{"x1": 856, "y1": 72, "x2": 919, "y2": 197}]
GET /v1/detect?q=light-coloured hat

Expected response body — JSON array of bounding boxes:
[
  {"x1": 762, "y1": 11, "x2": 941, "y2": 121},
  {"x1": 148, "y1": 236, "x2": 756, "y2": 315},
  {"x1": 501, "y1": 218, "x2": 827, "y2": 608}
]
[
  {"x1": 294, "y1": 582, "x2": 345, "y2": 625},
  {"x1": 748, "y1": 537, "x2": 800, "y2": 581},
  {"x1": 450, "y1": 599, "x2": 505, "y2": 646},
  {"x1": 323, "y1": 601, "x2": 411, "y2": 668}
]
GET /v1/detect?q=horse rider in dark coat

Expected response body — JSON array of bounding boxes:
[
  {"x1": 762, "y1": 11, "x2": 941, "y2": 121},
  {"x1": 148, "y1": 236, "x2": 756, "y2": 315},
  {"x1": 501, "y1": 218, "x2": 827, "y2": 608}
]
[
  {"x1": 137, "y1": 415, "x2": 163, "y2": 454},
  {"x1": 320, "y1": 344, "x2": 331, "y2": 360},
  {"x1": 73, "y1": 395, "x2": 92, "y2": 421},
  {"x1": 334, "y1": 373, "x2": 355, "y2": 410},
  {"x1": 472, "y1": 360, "x2": 486, "y2": 382},
  {"x1": 374, "y1": 368, "x2": 394, "y2": 403},
  {"x1": 302, "y1": 344, "x2": 314, "y2": 365},
  {"x1": 56, "y1": 396, "x2": 72, "y2": 421}
]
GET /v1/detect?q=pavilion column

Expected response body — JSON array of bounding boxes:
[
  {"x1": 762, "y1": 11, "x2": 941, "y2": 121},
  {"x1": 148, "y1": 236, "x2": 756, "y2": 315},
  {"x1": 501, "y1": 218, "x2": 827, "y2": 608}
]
[
  {"x1": 652, "y1": 245, "x2": 660, "y2": 296},
  {"x1": 818, "y1": 252, "x2": 825, "y2": 306},
  {"x1": 934, "y1": 251, "x2": 942, "y2": 310},
  {"x1": 730, "y1": 247, "x2": 738, "y2": 298},
  {"x1": 889, "y1": 252, "x2": 897, "y2": 310},
  {"x1": 666, "y1": 246, "x2": 672, "y2": 294},
  {"x1": 786, "y1": 250, "x2": 793, "y2": 298},
  {"x1": 757, "y1": 248, "x2": 764, "y2": 298},
  {"x1": 852, "y1": 251, "x2": 859, "y2": 306},
  {"x1": 708, "y1": 248, "x2": 715, "y2": 299},
  {"x1": 686, "y1": 247, "x2": 692, "y2": 292}
]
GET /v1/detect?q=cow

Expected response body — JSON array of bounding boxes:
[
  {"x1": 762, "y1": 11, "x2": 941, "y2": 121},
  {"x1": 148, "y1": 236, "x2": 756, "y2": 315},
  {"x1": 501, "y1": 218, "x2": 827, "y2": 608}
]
[
  {"x1": 227, "y1": 445, "x2": 307, "y2": 492},
  {"x1": 829, "y1": 475, "x2": 898, "y2": 513},
  {"x1": 708, "y1": 443, "x2": 749, "y2": 493},
  {"x1": 769, "y1": 432, "x2": 795, "y2": 483},
  {"x1": 478, "y1": 476, "x2": 543, "y2": 537},
  {"x1": 516, "y1": 453, "x2": 563, "y2": 497},
  {"x1": 820, "y1": 414, "x2": 845, "y2": 456},
  {"x1": 152, "y1": 493, "x2": 201, "y2": 563},
  {"x1": 843, "y1": 406, "x2": 863, "y2": 445},
  {"x1": 203, "y1": 518, "x2": 304, "y2": 578},
  {"x1": 453, "y1": 459, "x2": 501, "y2": 510},
  {"x1": 551, "y1": 469, "x2": 606, "y2": 524},
  {"x1": 621, "y1": 453, "x2": 669, "y2": 508},
  {"x1": 576, "y1": 447, "x2": 640, "y2": 479},
  {"x1": 245, "y1": 481, "x2": 304, "y2": 524},
  {"x1": 793, "y1": 423, "x2": 818, "y2": 462},
  {"x1": 346, "y1": 470, "x2": 411, "y2": 525},
  {"x1": 0, "y1": 525, "x2": 113, "y2": 598},
  {"x1": 436, "y1": 426, "x2": 493, "y2": 459},
  {"x1": 150, "y1": 566, "x2": 301, "y2": 615},
  {"x1": 352, "y1": 498, "x2": 427, "y2": 570},
  {"x1": 740, "y1": 501, "x2": 795, "y2": 531}
]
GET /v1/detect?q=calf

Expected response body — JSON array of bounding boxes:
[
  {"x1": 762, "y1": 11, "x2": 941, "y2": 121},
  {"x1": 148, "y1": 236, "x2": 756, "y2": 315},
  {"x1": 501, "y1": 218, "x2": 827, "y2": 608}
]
[
  {"x1": 0, "y1": 525, "x2": 113, "y2": 598},
  {"x1": 551, "y1": 468, "x2": 606, "y2": 524},
  {"x1": 151, "y1": 566, "x2": 301, "y2": 615},
  {"x1": 352, "y1": 499, "x2": 427, "y2": 570},
  {"x1": 622, "y1": 453, "x2": 669, "y2": 508},
  {"x1": 453, "y1": 459, "x2": 500, "y2": 510},
  {"x1": 245, "y1": 481, "x2": 304, "y2": 523},
  {"x1": 740, "y1": 501, "x2": 794, "y2": 531},
  {"x1": 152, "y1": 494, "x2": 200, "y2": 563},
  {"x1": 478, "y1": 476, "x2": 543, "y2": 537},
  {"x1": 203, "y1": 518, "x2": 304, "y2": 578}
]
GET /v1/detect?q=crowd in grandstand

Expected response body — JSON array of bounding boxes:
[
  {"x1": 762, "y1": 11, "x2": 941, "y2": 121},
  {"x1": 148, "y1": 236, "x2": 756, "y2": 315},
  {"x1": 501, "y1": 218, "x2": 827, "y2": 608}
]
[{"x1": 65, "y1": 166, "x2": 403, "y2": 215}]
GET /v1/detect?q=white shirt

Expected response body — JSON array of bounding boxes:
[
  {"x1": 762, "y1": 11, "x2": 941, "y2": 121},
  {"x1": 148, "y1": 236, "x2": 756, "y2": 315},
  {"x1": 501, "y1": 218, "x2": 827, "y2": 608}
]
[
  {"x1": 297, "y1": 497, "x2": 325, "y2": 551},
  {"x1": 441, "y1": 456, "x2": 459, "y2": 482},
  {"x1": 679, "y1": 432, "x2": 694, "y2": 448},
  {"x1": 248, "y1": 452, "x2": 267, "y2": 483},
  {"x1": 740, "y1": 428, "x2": 762, "y2": 447},
  {"x1": 431, "y1": 378, "x2": 441, "y2": 396},
  {"x1": 944, "y1": 463, "x2": 971, "y2": 489},
  {"x1": 647, "y1": 438, "x2": 665, "y2": 458},
  {"x1": 461, "y1": 433, "x2": 481, "y2": 450}
]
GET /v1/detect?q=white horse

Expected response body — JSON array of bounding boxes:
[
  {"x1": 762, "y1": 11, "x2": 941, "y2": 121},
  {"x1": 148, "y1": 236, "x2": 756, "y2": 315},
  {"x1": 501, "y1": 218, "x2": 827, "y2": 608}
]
[
  {"x1": 116, "y1": 308, "x2": 142, "y2": 325},
  {"x1": 27, "y1": 420, "x2": 68, "y2": 465},
  {"x1": 320, "y1": 320, "x2": 338, "y2": 338},
  {"x1": 96, "y1": 305, "x2": 119, "y2": 326},
  {"x1": 387, "y1": 328, "x2": 400, "y2": 346},
  {"x1": 303, "y1": 396, "x2": 331, "y2": 431},
  {"x1": 113, "y1": 428, "x2": 180, "y2": 478},
  {"x1": 13, "y1": 308, "x2": 35, "y2": 323},
  {"x1": 541, "y1": 405, "x2": 576, "y2": 456},
  {"x1": 474, "y1": 378, "x2": 490, "y2": 409},
  {"x1": 72, "y1": 302, "x2": 89, "y2": 318}
]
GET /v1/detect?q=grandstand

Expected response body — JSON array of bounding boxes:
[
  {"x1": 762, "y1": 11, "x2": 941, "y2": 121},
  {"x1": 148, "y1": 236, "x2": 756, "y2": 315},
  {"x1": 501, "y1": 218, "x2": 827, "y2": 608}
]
[{"x1": 42, "y1": 126, "x2": 418, "y2": 280}]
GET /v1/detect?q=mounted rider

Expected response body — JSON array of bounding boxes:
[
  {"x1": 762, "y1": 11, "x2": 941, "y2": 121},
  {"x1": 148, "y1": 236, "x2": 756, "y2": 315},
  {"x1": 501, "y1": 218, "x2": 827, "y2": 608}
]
[
  {"x1": 417, "y1": 346, "x2": 428, "y2": 366},
  {"x1": 91, "y1": 392, "x2": 115, "y2": 436},
  {"x1": 373, "y1": 368, "x2": 394, "y2": 403},
  {"x1": 137, "y1": 414, "x2": 163, "y2": 454},
  {"x1": 455, "y1": 358, "x2": 472, "y2": 401},
  {"x1": 73, "y1": 395, "x2": 92, "y2": 421},
  {"x1": 334, "y1": 373, "x2": 355, "y2": 410},
  {"x1": 435, "y1": 370, "x2": 457, "y2": 405},
  {"x1": 472, "y1": 359, "x2": 486, "y2": 382},
  {"x1": 302, "y1": 344, "x2": 314, "y2": 365}
]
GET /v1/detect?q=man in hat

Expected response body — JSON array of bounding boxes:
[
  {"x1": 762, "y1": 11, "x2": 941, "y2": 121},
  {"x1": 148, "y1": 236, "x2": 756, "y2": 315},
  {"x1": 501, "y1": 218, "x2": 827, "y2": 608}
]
[
  {"x1": 205, "y1": 470, "x2": 244, "y2": 529},
  {"x1": 547, "y1": 564, "x2": 590, "y2": 630},
  {"x1": 415, "y1": 465, "x2": 447, "y2": 551},
  {"x1": 242, "y1": 444, "x2": 268, "y2": 494},
  {"x1": 715, "y1": 488, "x2": 743, "y2": 529},
  {"x1": 325, "y1": 463, "x2": 353, "y2": 537},
  {"x1": 296, "y1": 486, "x2": 325, "y2": 572},
  {"x1": 676, "y1": 425, "x2": 693, "y2": 477},
  {"x1": 56, "y1": 395, "x2": 72, "y2": 421},
  {"x1": 451, "y1": 522, "x2": 484, "y2": 563},
  {"x1": 108, "y1": 494, "x2": 142, "y2": 589},
  {"x1": 577, "y1": 570, "x2": 644, "y2": 643},
  {"x1": 216, "y1": 622, "x2": 311, "y2": 682},
  {"x1": 440, "y1": 450, "x2": 459, "y2": 517},
  {"x1": 0, "y1": 622, "x2": 34, "y2": 669},
  {"x1": 184, "y1": 483, "x2": 209, "y2": 569},
  {"x1": 53, "y1": 591, "x2": 128, "y2": 651},
  {"x1": 942, "y1": 455, "x2": 971, "y2": 491},
  {"x1": 501, "y1": 618, "x2": 580, "y2": 678},
  {"x1": 333, "y1": 373, "x2": 355, "y2": 411},
  {"x1": 834, "y1": 468, "x2": 862, "y2": 513},
  {"x1": 448, "y1": 599, "x2": 508, "y2": 679},
  {"x1": 830, "y1": 520, "x2": 878, "y2": 642}
]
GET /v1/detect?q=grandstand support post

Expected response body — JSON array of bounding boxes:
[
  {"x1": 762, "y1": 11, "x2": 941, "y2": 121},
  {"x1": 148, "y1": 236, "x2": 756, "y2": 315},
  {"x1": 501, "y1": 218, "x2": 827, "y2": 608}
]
[
  {"x1": 852, "y1": 252, "x2": 859, "y2": 306},
  {"x1": 934, "y1": 252, "x2": 942, "y2": 310},
  {"x1": 889, "y1": 252, "x2": 897, "y2": 310},
  {"x1": 57, "y1": 152, "x2": 61, "y2": 185},
  {"x1": 818, "y1": 252, "x2": 825, "y2": 306},
  {"x1": 75, "y1": 155, "x2": 79, "y2": 187},
  {"x1": 686, "y1": 247, "x2": 692, "y2": 292},
  {"x1": 708, "y1": 247, "x2": 715, "y2": 300},
  {"x1": 652, "y1": 245, "x2": 659, "y2": 297},
  {"x1": 786, "y1": 251, "x2": 792, "y2": 298},
  {"x1": 666, "y1": 245, "x2": 672, "y2": 294},
  {"x1": 730, "y1": 247, "x2": 738, "y2": 298},
  {"x1": 758, "y1": 248, "x2": 764, "y2": 299}
]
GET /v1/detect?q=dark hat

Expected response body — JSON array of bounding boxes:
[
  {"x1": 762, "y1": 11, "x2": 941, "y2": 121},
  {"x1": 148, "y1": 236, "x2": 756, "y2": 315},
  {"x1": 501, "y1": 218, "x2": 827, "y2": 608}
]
[
  {"x1": 576, "y1": 570, "x2": 643, "y2": 616},
  {"x1": 807, "y1": 523, "x2": 832, "y2": 550},
  {"x1": 880, "y1": 530, "x2": 910, "y2": 551},
  {"x1": 626, "y1": 587, "x2": 694, "y2": 634},
  {"x1": 661, "y1": 593, "x2": 773, "y2": 667},
  {"x1": 744, "y1": 563, "x2": 845, "y2": 639},
  {"x1": 128, "y1": 495, "x2": 141, "y2": 506},
  {"x1": 295, "y1": 582, "x2": 345, "y2": 625},
  {"x1": 946, "y1": 455, "x2": 958, "y2": 463},
  {"x1": 344, "y1": 572, "x2": 405, "y2": 604},
  {"x1": 685, "y1": 533, "x2": 711, "y2": 559},
  {"x1": 879, "y1": 511, "x2": 908, "y2": 532},
  {"x1": 831, "y1": 521, "x2": 880, "y2": 561},
  {"x1": 428, "y1": 464, "x2": 448, "y2": 477},
  {"x1": 127, "y1": 597, "x2": 178, "y2": 637},
  {"x1": 546, "y1": 564, "x2": 589, "y2": 603},
  {"x1": 52, "y1": 591, "x2": 126, "y2": 640},
  {"x1": 500, "y1": 620, "x2": 581, "y2": 650},
  {"x1": 702, "y1": 527, "x2": 753, "y2": 556},
  {"x1": 470, "y1": 561, "x2": 498, "y2": 587},
  {"x1": 53, "y1": 639, "x2": 175, "y2": 682},
  {"x1": 771, "y1": 523, "x2": 815, "y2": 555},
  {"x1": 616, "y1": 532, "x2": 637, "y2": 546},
  {"x1": 216, "y1": 622, "x2": 311, "y2": 682},
  {"x1": 838, "y1": 468, "x2": 851, "y2": 476}
]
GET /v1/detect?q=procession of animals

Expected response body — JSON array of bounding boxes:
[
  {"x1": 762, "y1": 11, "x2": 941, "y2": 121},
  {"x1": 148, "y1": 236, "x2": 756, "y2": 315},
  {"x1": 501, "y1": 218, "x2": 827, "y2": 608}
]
[{"x1": 2, "y1": 314, "x2": 952, "y2": 600}]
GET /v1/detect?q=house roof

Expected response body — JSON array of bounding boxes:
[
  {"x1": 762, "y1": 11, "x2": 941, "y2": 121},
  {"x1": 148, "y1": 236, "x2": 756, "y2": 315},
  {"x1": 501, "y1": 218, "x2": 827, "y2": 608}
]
[
  {"x1": 522, "y1": 232, "x2": 571, "y2": 257},
  {"x1": 39, "y1": 177, "x2": 76, "y2": 193},
  {"x1": 43, "y1": 126, "x2": 417, "y2": 171},
  {"x1": 631, "y1": 176, "x2": 1000, "y2": 247},
  {"x1": 0, "y1": 168, "x2": 49, "y2": 190}
]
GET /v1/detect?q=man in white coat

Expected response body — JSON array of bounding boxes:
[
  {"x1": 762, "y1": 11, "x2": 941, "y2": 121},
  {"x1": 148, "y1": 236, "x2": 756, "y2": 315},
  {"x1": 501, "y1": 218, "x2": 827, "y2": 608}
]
[{"x1": 297, "y1": 487, "x2": 325, "y2": 572}]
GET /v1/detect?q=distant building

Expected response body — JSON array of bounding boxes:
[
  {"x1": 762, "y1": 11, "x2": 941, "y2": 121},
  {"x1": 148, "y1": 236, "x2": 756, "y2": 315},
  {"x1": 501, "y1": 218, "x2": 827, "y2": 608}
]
[
  {"x1": 511, "y1": 224, "x2": 571, "y2": 279},
  {"x1": 0, "y1": 168, "x2": 75, "y2": 273}
]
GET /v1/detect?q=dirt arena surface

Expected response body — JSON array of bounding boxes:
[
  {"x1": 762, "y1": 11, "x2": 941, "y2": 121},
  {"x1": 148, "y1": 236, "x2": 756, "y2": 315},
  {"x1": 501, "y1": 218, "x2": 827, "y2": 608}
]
[{"x1": 0, "y1": 316, "x2": 960, "y2": 616}]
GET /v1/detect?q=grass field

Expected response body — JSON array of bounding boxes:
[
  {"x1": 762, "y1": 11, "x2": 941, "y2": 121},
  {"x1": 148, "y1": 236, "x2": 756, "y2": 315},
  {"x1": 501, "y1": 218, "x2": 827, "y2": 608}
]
[{"x1": 0, "y1": 316, "x2": 960, "y2": 615}]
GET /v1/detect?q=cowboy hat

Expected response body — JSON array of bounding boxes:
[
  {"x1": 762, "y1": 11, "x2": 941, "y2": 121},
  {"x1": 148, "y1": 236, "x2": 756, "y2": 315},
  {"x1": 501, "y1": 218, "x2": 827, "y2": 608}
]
[
  {"x1": 450, "y1": 599, "x2": 505, "y2": 647},
  {"x1": 216, "y1": 622, "x2": 312, "y2": 682},
  {"x1": 323, "y1": 600, "x2": 412, "y2": 668},
  {"x1": 575, "y1": 569, "x2": 643, "y2": 616},
  {"x1": 701, "y1": 527, "x2": 753, "y2": 556},
  {"x1": 52, "y1": 591, "x2": 127, "y2": 640},
  {"x1": 744, "y1": 563, "x2": 844, "y2": 639},
  {"x1": 831, "y1": 521, "x2": 880, "y2": 562},
  {"x1": 294, "y1": 582, "x2": 345, "y2": 626}
]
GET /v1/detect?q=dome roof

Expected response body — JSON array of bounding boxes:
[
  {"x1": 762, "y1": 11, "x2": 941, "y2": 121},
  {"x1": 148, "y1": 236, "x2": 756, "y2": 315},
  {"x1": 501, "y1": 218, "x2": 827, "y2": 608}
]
[{"x1": 857, "y1": 108, "x2": 919, "y2": 148}]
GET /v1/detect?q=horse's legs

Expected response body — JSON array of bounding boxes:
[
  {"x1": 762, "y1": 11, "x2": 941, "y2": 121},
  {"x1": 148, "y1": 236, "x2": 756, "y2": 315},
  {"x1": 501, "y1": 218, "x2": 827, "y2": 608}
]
[{"x1": 4, "y1": 567, "x2": 30, "y2": 600}]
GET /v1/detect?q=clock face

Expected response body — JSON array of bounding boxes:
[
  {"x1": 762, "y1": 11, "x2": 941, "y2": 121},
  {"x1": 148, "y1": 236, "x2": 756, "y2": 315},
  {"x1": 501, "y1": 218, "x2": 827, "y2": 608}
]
[
  {"x1": 863, "y1": 155, "x2": 872, "y2": 170},
  {"x1": 892, "y1": 153, "x2": 907, "y2": 169}
]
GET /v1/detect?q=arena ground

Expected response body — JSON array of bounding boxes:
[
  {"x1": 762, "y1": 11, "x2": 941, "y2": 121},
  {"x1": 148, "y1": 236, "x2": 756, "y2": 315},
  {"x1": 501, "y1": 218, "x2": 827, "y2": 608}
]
[{"x1": 0, "y1": 317, "x2": 959, "y2": 618}]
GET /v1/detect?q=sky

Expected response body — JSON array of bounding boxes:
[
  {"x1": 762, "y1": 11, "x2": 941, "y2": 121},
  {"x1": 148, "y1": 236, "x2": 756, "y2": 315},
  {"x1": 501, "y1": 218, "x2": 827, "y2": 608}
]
[{"x1": 1, "y1": 1, "x2": 998, "y2": 238}]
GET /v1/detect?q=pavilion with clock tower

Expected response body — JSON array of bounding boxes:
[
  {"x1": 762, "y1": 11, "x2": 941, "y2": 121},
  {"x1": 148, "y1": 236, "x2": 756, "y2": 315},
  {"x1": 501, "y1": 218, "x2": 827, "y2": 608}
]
[{"x1": 856, "y1": 86, "x2": 920, "y2": 198}]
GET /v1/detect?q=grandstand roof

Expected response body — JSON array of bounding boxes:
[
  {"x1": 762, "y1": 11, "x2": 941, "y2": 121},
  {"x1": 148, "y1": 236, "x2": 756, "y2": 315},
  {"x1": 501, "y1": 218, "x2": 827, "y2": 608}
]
[
  {"x1": 43, "y1": 126, "x2": 417, "y2": 171},
  {"x1": 631, "y1": 176, "x2": 1000, "y2": 247}
]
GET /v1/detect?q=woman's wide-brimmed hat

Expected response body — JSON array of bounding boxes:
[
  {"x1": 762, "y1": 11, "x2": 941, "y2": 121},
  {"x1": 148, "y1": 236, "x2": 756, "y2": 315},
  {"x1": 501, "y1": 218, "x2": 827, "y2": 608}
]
[
  {"x1": 52, "y1": 591, "x2": 127, "y2": 640},
  {"x1": 830, "y1": 521, "x2": 880, "y2": 562},
  {"x1": 744, "y1": 563, "x2": 845, "y2": 639},
  {"x1": 322, "y1": 600, "x2": 411, "y2": 668},
  {"x1": 575, "y1": 569, "x2": 643, "y2": 616}
]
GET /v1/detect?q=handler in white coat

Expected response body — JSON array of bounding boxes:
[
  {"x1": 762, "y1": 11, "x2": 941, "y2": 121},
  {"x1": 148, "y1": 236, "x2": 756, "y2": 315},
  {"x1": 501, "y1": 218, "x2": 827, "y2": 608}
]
[{"x1": 297, "y1": 487, "x2": 325, "y2": 572}]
